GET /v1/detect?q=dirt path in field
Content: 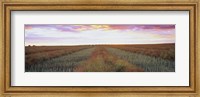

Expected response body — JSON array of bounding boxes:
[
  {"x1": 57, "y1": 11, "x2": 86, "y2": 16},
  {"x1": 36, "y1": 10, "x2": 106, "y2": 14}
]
[{"x1": 74, "y1": 46, "x2": 144, "y2": 72}]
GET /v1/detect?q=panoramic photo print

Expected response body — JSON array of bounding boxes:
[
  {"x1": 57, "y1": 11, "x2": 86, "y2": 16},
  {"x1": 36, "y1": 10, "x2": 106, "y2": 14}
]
[{"x1": 25, "y1": 24, "x2": 175, "y2": 72}]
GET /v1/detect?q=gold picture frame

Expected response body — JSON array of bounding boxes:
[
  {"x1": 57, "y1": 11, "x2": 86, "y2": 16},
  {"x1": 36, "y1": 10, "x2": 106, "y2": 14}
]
[{"x1": 0, "y1": 0, "x2": 199, "y2": 97}]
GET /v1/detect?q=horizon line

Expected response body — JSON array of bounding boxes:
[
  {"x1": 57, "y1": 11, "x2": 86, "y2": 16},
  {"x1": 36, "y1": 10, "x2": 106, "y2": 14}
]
[{"x1": 25, "y1": 43, "x2": 175, "y2": 46}]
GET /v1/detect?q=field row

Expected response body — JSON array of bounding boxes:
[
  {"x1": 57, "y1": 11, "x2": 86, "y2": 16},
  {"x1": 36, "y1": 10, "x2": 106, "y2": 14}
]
[
  {"x1": 26, "y1": 47, "x2": 95, "y2": 72},
  {"x1": 109, "y1": 44, "x2": 175, "y2": 61},
  {"x1": 25, "y1": 46, "x2": 92, "y2": 66},
  {"x1": 74, "y1": 47, "x2": 144, "y2": 72},
  {"x1": 107, "y1": 47, "x2": 175, "y2": 72}
]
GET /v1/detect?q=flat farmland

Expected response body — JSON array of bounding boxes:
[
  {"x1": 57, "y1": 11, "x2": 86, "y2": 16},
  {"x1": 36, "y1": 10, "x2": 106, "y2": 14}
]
[{"x1": 25, "y1": 44, "x2": 175, "y2": 72}]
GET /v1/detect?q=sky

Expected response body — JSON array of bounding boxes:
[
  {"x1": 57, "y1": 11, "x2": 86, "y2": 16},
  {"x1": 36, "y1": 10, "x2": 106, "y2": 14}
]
[{"x1": 25, "y1": 24, "x2": 175, "y2": 46}]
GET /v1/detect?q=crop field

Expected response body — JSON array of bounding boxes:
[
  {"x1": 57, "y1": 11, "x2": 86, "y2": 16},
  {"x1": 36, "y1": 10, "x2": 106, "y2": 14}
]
[
  {"x1": 109, "y1": 44, "x2": 175, "y2": 61},
  {"x1": 25, "y1": 44, "x2": 175, "y2": 72},
  {"x1": 25, "y1": 46, "x2": 92, "y2": 71}
]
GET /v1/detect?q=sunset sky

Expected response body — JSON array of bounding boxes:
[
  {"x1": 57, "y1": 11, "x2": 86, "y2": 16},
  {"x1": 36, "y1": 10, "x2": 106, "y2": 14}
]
[{"x1": 25, "y1": 24, "x2": 175, "y2": 46}]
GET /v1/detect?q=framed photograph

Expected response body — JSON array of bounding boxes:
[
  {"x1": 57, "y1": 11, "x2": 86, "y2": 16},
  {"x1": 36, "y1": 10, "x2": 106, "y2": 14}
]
[{"x1": 0, "y1": 0, "x2": 199, "y2": 97}]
